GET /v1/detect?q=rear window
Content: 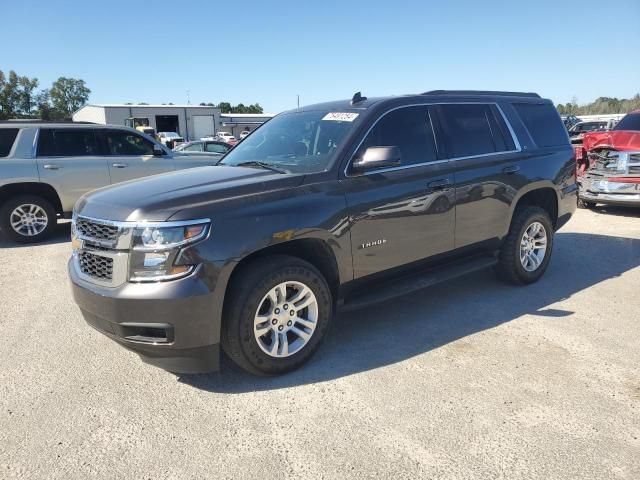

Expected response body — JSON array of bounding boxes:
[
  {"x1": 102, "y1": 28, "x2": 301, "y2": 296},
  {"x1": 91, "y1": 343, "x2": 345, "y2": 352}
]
[
  {"x1": 37, "y1": 129, "x2": 100, "y2": 156},
  {"x1": 438, "y1": 104, "x2": 515, "y2": 158},
  {"x1": 513, "y1": 103, "x2": 568, "y2": 147},
  {"x1": 613, "y1": 112, "x2": 640, "y2": 131},
  {"x1": 0, "y1": 128, "x2": 19, "y2": 157}
]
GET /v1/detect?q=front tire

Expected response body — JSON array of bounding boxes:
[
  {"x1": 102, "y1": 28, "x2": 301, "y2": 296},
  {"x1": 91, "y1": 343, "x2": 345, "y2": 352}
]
[
  {"x1": 222, "y1": 255, "x2": 332, "y2": 376},
  {"x1": 496, "y1": 206, "x2": 554, "y2": 285},
  {"x1": 0, "y1": 195, "x2": 56, "y2": 244}
]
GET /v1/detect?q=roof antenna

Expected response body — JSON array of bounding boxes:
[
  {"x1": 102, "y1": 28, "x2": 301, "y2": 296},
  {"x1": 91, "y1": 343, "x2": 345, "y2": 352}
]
[{"x1": 351, "y1": 91, "x2": 367, "y2": 105}]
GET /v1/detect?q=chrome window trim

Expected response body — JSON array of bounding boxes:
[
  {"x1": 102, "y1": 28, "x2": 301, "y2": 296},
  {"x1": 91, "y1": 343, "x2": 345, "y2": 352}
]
[
  {"x1": 32, "y1": 128, "x2": 40, "y2": 158},
  {"x1": 344, "y1": 102, "x2": 522, "y2": 177}
]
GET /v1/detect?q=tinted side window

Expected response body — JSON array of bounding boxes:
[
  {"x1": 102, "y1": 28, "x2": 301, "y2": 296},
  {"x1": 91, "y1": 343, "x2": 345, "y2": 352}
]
[
  {"x1": 361, "y1": 106, "x2": 437, "y2": 166},
  {"x1": 438, "y1": 104, "x2": 509, "y2": 158},
  {"x1": 104, "y1": 130, "x2": 154, "y2": 155},
  {"x1": 183, "y1": 143, "x2": 204, "y2": 152},
  {"x1": 613, "y1": 113, "x2": 640, "y2": 131},
  {"x1": 513, "y1": 103, "x2": 568, "y2": 147},
  {"x1": 205, "y1": 143, "x2": 230, "y2": 154},
  {"x1": 491, "y1": 105, "x2": 516, "y2": 151},
  {"x1": 0, "y1": 128, "x2": 19, "y2": 157},
  {"x1": 37, "y1": 129, "x2": 100, "y2": 156}
]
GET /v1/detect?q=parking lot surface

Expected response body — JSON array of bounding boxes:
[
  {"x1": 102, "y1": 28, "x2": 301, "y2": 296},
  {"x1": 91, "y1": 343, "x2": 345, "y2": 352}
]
[{"x1": 1, "y1": 208, "x2": 639, "y2": 479}]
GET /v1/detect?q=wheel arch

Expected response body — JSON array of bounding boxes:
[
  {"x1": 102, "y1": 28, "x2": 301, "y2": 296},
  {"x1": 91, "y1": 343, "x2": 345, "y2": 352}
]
[
  {"x1": 507, "y1": 183, "x2": 560, "y2": 233},
  {"x1": 0, "y1": 182, "x2": 64, "y2": 215},
  {"x1": 227, "y1": 237, "x2": 341, "y2": 302}
]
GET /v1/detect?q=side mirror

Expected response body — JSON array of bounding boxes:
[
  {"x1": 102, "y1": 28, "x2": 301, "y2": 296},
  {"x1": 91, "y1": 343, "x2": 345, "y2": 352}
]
[
  {"x1": 153, "y1": 145, "x2": 165, "y2": 157},
  {"x1": 352, "y1": 146, "x2": 401, "y2": 172}
]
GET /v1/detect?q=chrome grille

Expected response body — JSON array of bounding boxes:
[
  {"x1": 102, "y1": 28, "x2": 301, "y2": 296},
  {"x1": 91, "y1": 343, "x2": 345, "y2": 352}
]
[
  {"x1": 78, "y1": 251, "x2": 113, "y2": 280},
  {"x1": 588, "y1": 150, "x2": 640, "y2": 176},
  {"x1": 589, "y1": 150, "x2": 619, "y2": 173},
  {"x1": 76, "y1": 218, "x2": 119, "y2": 243}
]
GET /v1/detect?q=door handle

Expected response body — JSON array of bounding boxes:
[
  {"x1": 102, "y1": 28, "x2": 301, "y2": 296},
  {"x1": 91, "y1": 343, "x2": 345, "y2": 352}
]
[
  {"x1": 427, "y1": 179, "x2": 451, "y2": 190},
  {"x1": 112, "y1": 163, "x2": 128, "y2": 168},
  {"x1": 43, "y1": 164, "x2": 60, "y2": 170},
  {"x1": 502, "y1": 165, "x2": 520, "y2": 174}
]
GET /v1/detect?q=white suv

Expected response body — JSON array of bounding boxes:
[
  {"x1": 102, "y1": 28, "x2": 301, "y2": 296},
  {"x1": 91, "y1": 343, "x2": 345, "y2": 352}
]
[{"x1": 0, "y1": 123, "x2": 220, "y2": 243}]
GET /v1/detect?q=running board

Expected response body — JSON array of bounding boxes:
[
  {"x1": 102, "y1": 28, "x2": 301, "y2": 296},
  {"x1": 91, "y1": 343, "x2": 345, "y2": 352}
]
[{"x1": 340, "y1": 255, "x2": 497, "y2": 312}]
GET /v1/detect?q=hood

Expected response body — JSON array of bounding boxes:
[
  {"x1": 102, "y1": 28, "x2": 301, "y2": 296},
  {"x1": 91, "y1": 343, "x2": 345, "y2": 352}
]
[
  {"x1": 75, "y1": 166, "x2": 304, "y2": 222},
  {"x1": 583, "y1": 130, "x2": 640, "y2": 152}
]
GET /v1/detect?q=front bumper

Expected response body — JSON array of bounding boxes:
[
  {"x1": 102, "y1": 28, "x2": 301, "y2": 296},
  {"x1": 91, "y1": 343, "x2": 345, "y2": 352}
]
[
  {"x1": 69, "y1": 259, "x2": 229, "y2": 373},
  {"x1": 579, "y1": 176, "x2": 640, "y2": 207}
]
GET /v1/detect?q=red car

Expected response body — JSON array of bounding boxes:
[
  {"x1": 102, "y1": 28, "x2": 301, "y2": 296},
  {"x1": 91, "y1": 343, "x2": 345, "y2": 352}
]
[{"x1": 577, "y1": 110, "x2": 640, "y2": 208}]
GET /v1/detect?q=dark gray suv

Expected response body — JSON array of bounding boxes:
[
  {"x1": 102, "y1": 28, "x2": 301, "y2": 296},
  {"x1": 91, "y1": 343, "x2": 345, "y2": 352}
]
[{"x1": 69, "y1": 91, "x2": 577, "y2": 376}]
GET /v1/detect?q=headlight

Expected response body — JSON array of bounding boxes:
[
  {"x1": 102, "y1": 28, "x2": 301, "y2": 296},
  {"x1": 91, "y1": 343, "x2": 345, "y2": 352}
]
[{"x1": 129, "y1": 220, "x2": 210, "y2": 282}]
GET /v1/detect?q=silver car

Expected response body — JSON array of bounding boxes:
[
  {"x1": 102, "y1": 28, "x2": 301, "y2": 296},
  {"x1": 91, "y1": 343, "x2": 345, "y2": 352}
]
[{"x1": 0, "y1": 123, "x2": 221, "y2": 243}]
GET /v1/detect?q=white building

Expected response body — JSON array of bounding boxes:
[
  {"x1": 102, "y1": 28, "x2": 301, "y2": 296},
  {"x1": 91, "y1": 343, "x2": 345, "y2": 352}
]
[
  {"x1": 73, "y1": 104, "x2": 275, "y2": 141},
  {"x1": 219, "y1": 113, "x2": 275, "y2": 138}
]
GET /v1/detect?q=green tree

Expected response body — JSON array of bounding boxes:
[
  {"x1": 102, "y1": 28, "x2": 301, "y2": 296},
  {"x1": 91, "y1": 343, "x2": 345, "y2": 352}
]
[
  {"x1": 0, "y1": 70, "x2": 21, "y2": 119},
  {"x1": 216, "y1": 102, "x2": 232, "y2": 113},
  {"x1": 49, "y1": 77, "x2": 90, "y2": 118},
  {"x1": 34, "y1": 89, "x2": 53, "y2": 120},
  {"x1": 17, "y1": 75, "x2": 39, "y2": 116}
]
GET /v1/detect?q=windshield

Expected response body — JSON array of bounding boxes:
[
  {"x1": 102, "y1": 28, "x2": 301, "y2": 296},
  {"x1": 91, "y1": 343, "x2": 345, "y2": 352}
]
[
  {"x1": 614, "y1": 113, "x2": 640, "y2": 131},
  {"x1": 219, "y1": 110, "x2": 360, "y2": 174}
]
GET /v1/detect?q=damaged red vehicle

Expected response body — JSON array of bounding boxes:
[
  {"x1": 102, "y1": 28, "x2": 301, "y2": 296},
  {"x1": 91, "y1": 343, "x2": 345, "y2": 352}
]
[{"x1": 577, "y1": 110, "x2": 640, "y2": 208}]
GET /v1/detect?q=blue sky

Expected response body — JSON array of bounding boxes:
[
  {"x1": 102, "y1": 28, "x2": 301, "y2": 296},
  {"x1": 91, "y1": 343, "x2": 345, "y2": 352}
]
[{"x1": 4, "y1": 0, "x2": 639, "y2": 113}]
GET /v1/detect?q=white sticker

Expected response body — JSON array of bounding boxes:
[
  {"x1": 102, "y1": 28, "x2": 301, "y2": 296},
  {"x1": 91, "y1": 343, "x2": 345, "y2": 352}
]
[{"x1": 322, "y1": 112, "x2": 359, "y2": 122}]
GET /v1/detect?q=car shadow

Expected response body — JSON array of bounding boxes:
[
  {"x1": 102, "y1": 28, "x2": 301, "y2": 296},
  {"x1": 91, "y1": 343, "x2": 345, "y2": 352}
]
[
  {"x1": 0, "y1": 221, "x2": 71, "y2": 249},
  {"x1": 590, "y1": 205, "x2": 640, "y2": 218},
  {"x1": 176, "y1": 230, "x2": 638, "y2": 393}
]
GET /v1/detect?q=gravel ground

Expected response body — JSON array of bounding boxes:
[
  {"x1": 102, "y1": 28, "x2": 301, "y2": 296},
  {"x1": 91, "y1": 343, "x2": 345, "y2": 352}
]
[{"x1": 1, "y1": 207, "x2": 639, "y2": 480}]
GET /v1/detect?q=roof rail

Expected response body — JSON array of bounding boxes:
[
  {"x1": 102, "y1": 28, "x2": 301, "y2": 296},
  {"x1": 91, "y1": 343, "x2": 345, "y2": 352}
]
[
  {"x1": 0, "y1": 120, "x2": 96, "y2": 124},
  {"x1": 422, "y1": 90, "x2": 541, "y2": 98}
]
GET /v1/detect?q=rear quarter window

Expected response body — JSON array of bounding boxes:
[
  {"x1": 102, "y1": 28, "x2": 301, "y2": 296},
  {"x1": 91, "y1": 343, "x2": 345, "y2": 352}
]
[
  {"x1": 0, "y1": 128, "x2": 19, "y2": 157},
  {"x1": 513, "y1": 103, "x2": 568, "y2": 147}
]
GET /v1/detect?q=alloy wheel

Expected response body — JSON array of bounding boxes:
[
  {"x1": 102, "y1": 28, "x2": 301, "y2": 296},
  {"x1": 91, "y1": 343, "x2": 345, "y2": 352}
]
[
  {"x1": 10, "y1": 204, "x2": 49, "y2": 237},
  {"x1": 254, "y1": 281, "x2": 318, "y2": 358},
  {"x1": 519, "y1": 221, "x2": 547, "y2": 272}
]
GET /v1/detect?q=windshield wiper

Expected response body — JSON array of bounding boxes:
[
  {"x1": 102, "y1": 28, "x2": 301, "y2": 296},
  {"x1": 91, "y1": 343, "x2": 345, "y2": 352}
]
[{"x1": 235, "y1": 161, "x2": 289, "y2": 174}]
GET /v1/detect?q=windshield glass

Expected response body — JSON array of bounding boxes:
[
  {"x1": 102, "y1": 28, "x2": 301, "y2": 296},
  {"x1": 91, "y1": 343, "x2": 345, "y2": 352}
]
[
  {"x1": 219, "y1": 110, "x2": 360, "y2": 174},
  {"x1": 614, "y1": 113, "x2": 640, "y2": 131}
]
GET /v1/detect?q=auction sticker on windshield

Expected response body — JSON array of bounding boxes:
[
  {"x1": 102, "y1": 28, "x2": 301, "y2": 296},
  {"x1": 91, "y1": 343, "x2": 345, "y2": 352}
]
[{"x1": 322, "y1": 112, "x2": 359, "y2": 122}]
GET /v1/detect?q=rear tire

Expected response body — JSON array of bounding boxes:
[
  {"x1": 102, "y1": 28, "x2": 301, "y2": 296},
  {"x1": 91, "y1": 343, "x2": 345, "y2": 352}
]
[
  {"x1": 222, "y1": 255, "x2": 332, "y2": 376},
  {"x1": 496, "y1": 206, "x2": 554, "y2": 285},
  {"x1": 0, "y1": 195, "x2": 56, "y2": 244}
]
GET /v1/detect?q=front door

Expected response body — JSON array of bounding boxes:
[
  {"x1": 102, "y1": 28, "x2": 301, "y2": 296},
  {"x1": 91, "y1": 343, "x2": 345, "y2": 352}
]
[
  {"x1": 100, "y1": 129, "x2": 174, "y2": 184},
  {"x1": 35, "y1": 128, "x2": 111, "y2": 212},
  {"x1": 344, "y1": 105, "x2": 456, "y2": 279}
]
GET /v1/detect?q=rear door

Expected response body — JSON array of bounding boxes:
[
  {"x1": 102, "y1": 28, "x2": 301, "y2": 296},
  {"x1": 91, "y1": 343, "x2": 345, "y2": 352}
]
[
  {"x1": 435, "y1": 103, "x2": 521, "y2": 248},
  {"x1": 100, "y1": 129, "x2": 174, "y2": 184},
  {"x1": 36, "y1": 128, "x2": 111, "y2": 212},
  {"x1": 344, "y1": 105, "x2": 456, "y2": 278}
]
